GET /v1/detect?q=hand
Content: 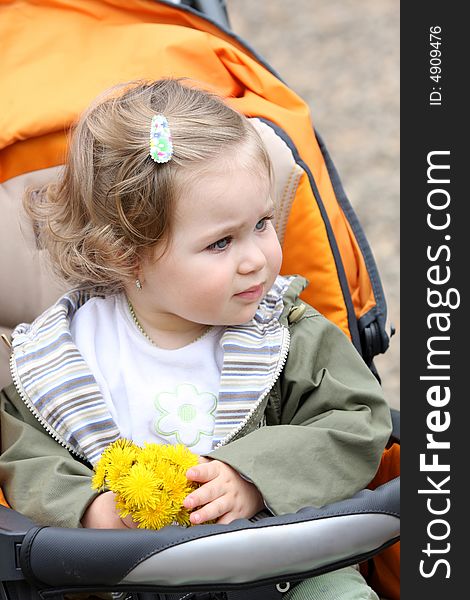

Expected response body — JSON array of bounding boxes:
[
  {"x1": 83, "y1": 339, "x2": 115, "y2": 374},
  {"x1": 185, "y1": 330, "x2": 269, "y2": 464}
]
[
  {"x1": 183, "y1": 458, "x2": 264, "y2": 525},
  {"x1": 81, "y1": 491, "x2": 137, "y2": 529}
]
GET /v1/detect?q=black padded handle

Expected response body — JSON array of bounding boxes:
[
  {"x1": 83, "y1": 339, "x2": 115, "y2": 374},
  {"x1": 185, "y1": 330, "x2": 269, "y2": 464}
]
[{"x1": 16, "y1": 478, "x2": 399, "y2": 591}]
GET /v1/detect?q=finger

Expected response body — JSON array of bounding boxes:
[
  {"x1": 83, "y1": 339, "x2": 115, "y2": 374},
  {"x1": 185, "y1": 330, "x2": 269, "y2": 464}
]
[
  {"x1": 189, "y1": 496, "x2": 229, "y2": 525},
  {"x1": 186, "y1": 461, "x2": 218, "y2": 483},
  {"x1": 198, "y1": 456, "x2": 212, "y2": 464},
  {"x1": 216, "y1": 512, "x2": 236, "y2": 525},
  {"x1": 183, "y1": 479, "x2": 222, "y2": 510}
]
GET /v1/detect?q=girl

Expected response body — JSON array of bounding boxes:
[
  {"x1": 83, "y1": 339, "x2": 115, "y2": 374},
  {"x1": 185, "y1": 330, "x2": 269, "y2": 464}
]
[{"x1": 0, "y1": 79, "x2": 391, "y2": 599}]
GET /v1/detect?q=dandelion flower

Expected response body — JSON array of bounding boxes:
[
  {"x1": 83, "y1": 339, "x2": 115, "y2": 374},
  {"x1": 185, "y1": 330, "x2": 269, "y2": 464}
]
[
  {"x1": 118, "y1": 462, "x2": 162, "y2": 510},
  {"x1": 132, "y1": 492, "x2": 175, "y2": 530},
  {"x1": 174, "y1": 501, "x2": 194, "y2": 528},
  {"x1": 91, "y1": 439, "x2": 139, "y2": 492},
  {"x1": 162, "y1": 444, "x2": 199, "y2": 472},
  {"x1": 91, "y1": 457, "x2": 108, "y2": 491},
  {"x1": 92, "y1": 440, "x2": 200, "y2": 530}
]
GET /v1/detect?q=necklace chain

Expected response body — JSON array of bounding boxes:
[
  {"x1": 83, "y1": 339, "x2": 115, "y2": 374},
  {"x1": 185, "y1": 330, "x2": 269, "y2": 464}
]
[
  {"x1": 127, "y1": 299, "x2": 155, "y2": 345},
  {"x1": 126, "y1": 298, "x2": 212, "y2": 347}
]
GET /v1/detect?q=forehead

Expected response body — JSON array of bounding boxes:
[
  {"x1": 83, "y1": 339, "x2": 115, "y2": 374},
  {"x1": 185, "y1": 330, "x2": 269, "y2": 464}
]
[
  {"x1": 173, "y1": 157, "x2": 272, "y2": 226},
  {"x1": 179, "y1": 149, "x2": 270, "y2": 198}
]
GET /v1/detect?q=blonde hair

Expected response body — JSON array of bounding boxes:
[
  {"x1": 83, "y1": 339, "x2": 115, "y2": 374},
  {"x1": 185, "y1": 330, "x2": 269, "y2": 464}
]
[{"x1": 25, "y1": 79, "x2": 272, "y2": 292}]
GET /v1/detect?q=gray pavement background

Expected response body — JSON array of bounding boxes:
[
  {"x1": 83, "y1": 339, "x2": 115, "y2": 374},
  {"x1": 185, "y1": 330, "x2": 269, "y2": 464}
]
[{"x1": 228, "y1": 0, "x2": 400, "y2": 409}]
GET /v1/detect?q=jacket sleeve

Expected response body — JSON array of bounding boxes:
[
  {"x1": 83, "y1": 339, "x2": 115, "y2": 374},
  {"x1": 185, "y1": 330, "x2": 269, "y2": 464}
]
[
  {"x1": 0, "y1": 383, "x2": 98, "y2": 527},
  {"x1": 209, "y1": 310, "x2": 393, "y2": 515}
]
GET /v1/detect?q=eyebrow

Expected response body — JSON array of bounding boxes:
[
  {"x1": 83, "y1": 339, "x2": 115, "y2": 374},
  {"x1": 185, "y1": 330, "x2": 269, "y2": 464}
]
[{"x1": 202, "y1": 202, "x2": 275, "y2": 242}]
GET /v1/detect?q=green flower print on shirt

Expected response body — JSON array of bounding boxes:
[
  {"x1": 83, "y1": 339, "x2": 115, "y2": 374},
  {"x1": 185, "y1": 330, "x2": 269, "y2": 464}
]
[{"x1": 154, "y1": 383, "x2": 217, "y2": 447}]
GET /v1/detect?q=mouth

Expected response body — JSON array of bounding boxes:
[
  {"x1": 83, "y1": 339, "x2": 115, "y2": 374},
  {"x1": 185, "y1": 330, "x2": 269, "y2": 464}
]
[{"x1": 234, "y1": 284, "x2": 264, "y2": 301}]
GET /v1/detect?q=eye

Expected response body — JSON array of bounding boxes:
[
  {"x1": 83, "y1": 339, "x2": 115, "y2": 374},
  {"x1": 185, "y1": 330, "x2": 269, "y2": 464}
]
[
  {"x1": 208, "y1": 236, "x2": 232, "y2": 251},
  {"x1": 255, "y1": 215, "x2": 273, "y2": 232}
]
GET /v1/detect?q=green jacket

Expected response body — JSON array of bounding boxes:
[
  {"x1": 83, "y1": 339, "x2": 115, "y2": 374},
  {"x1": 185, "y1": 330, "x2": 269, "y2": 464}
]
[{"x1": 0, "y1": 276, "x2": 391, "y2": 527}]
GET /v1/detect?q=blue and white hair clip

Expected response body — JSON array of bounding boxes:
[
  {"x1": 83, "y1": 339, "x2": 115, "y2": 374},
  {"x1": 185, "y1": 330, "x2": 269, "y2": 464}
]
[{"x1": 149, "y1": 114, "x2": 173, "y2": 163}]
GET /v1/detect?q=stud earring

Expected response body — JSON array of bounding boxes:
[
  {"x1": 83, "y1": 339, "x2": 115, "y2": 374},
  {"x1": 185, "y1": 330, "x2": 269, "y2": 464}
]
[{"x1": 135, "y1": 278, "x2": 143, "y2": 290}]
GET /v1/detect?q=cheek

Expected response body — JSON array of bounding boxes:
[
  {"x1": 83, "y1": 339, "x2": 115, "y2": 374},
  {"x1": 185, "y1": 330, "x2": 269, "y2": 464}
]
[
  {"x1": 183, "y1": 261, "x2": 232, "y2": 299},
  {"x1": 200, "y1": 269, "x2": 233, "y2": 297},
  {"x1": 267, "y1": 236, "x2": 283, "y2": 272}
]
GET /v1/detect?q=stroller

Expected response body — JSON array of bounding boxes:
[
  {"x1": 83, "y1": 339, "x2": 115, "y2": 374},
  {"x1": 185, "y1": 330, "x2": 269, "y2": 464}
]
[{"x1": 0, "y1": 1, "x2": 400, "y2": 599}]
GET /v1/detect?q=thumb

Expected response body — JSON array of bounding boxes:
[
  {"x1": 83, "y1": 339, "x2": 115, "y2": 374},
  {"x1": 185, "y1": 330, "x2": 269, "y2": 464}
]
[{"x1": 120, "y1": 514, "x2": 138, "y2": 529}]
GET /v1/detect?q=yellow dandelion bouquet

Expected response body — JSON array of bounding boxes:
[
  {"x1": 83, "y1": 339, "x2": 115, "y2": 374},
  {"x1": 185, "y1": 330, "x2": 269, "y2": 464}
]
[{"x1": 92, "y1": 439, "x2": 200, "y2": 530}]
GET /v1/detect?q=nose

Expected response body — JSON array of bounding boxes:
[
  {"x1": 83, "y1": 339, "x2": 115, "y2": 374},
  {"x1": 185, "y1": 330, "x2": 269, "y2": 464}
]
[{"x1": 237, "y1": 240, "x2": 267, "y2": 275}]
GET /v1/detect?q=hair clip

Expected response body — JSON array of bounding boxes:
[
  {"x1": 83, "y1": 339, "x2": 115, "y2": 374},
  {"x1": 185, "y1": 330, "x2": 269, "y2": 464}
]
[{"x1": 149, "y1": 114, "x2": 173, "y2": 163}]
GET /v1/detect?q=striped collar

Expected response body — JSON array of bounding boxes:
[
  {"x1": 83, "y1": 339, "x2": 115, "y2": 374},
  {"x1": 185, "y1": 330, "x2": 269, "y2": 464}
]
[
  {"x1": 10, "y1": 276, "x2": 296, "y2": 464},
  {"x1": 212, "y1": 276, "x2": 293, "y2": 448},
  {"x1": 10, "y1": 291, "x2": 118, "y2": 464}
]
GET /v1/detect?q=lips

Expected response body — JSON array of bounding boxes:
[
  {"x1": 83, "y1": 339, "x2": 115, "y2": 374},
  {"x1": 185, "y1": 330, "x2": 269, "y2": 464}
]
[{"x1": 234, "y1": 284, "x2": 264, "y2": 301}]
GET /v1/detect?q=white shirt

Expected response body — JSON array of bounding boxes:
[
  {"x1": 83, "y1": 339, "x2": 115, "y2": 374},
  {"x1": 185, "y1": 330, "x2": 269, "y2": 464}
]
[{"x1": 70, "y1": 294, "x2": 224, "y2": 454}]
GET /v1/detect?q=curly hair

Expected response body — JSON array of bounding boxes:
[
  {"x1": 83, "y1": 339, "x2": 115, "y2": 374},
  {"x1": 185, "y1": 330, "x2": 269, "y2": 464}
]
[{"x1": 25, "y1": 79, "x2": 272, "y2": 293}]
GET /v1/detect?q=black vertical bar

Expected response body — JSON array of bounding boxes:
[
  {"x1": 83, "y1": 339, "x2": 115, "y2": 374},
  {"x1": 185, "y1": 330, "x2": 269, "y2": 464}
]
[{"x1": 401, "y1": 4, "x2": 466, "y2": 598}]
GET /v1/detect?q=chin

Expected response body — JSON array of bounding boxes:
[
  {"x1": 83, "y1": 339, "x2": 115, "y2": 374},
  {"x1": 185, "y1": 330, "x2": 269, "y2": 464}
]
[{"x1": 232, "y1": 309, "x2": 259, "y2": 326}]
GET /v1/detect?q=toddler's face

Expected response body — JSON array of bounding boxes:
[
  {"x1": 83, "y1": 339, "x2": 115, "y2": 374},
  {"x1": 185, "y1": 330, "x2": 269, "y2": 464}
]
[{"x1": 138, "y1": 158, "x2": 282, "y2": 328}]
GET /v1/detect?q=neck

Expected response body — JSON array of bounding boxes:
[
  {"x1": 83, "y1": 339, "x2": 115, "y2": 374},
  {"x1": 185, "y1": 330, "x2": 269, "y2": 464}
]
[{"x1": 126, "y1": 296, "x2": 211, "y2": 350}]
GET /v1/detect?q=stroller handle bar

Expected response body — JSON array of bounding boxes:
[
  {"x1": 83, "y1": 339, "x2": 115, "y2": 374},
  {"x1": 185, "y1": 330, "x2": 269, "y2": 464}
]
[
  {"x1": 176, "y1": 0, "x2": 231, "y2": 29},
  {"x1": 0, "y1": 478, "x2": 399, "y2": 594}
]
